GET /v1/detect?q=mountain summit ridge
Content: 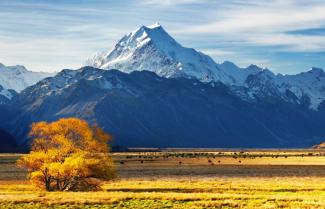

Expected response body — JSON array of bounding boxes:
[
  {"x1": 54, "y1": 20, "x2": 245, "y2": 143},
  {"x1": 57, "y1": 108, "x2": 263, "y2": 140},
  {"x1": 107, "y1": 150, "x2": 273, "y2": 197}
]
[
  {"x1": 86, "y1": 23, "x2": 258, "y2": 85},
  {"x1": 86, "y1": 24, "x2": 325, "y2": 110}
]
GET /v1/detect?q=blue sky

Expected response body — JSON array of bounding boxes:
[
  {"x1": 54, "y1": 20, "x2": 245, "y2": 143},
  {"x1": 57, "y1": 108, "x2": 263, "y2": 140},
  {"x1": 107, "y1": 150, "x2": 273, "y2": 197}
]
[{"x1": 0, "y1": 0, "x2": 325, "y2": 74}]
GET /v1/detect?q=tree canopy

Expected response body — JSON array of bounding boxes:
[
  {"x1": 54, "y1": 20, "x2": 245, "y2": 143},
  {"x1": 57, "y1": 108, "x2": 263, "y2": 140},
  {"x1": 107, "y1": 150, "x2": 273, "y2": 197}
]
[{"x1": 17, "y1": 118, "x2": 115, "y2": 191}]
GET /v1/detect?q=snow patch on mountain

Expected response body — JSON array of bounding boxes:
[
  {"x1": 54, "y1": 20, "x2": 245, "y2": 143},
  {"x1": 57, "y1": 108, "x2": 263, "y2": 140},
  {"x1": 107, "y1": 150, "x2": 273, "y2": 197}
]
[
  {"x1": 0, "y1": 88, "x2": 13, "y2": 99},
  {"x1": 0, "y1": 84, "x2": 16, "y2": 104}
]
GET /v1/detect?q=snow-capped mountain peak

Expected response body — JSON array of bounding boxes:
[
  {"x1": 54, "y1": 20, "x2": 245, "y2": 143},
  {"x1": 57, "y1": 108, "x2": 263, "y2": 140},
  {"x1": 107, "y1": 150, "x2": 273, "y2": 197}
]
[
  {"x1": 85, "y1": 24, "x2": 256, "y2": 85},
  {"x1": 275, "y1": 67, "x2": 325, "y2": 109},
  {"x1": 85, "y1": 24, "x2": 325, "y2": 110},
  {"x1": 146, "y1": 22, "x2": 161, "y2": 29},
  {"x1": 0, "y1": 63, "x2": 54, "y2": 99}
]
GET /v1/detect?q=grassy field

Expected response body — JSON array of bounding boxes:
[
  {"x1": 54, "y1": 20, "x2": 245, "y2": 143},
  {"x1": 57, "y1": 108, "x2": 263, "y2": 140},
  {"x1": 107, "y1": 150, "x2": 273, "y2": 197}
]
[{"x1": 0, "y1": 149, "x2": 325, "y2": 208}]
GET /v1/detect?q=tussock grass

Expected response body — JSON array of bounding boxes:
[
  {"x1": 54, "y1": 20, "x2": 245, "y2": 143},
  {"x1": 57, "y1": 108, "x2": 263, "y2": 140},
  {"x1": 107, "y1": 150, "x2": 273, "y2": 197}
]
[
  {"x1": 0, "y1": 151, "x2": 325, "y2": 208},
  {"x1": 0, "y1": 178, "x2": 324, "y2": 208}
]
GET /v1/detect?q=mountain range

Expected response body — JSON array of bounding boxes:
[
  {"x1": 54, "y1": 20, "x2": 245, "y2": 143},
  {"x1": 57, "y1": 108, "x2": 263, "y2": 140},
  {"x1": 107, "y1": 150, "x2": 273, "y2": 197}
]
[
  {"x1": 0, "y1": 63, "x2": 53, "y2": 104},
  {"x1": 86, "y1": 23, "x2": 325, "y2": 110},
  {"x1": 1, "y1": 23, "x2": 325, "y2": 151}
]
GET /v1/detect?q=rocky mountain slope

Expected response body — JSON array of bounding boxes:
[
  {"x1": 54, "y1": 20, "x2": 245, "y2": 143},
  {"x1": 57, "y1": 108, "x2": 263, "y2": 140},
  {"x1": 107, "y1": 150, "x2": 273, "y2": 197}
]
[
  {"x1": 0, "y1": 128, "x2": 18, "y2": 152},
  {"x1": 8, "y1": 67, "x2": 325, "y2": 149}
]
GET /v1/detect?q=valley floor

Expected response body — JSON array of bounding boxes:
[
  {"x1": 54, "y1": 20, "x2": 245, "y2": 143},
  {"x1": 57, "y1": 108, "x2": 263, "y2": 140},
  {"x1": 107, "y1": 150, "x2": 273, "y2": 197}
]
[{"x1": 0, "y1": 150, "x2": 325, "y2": 208}]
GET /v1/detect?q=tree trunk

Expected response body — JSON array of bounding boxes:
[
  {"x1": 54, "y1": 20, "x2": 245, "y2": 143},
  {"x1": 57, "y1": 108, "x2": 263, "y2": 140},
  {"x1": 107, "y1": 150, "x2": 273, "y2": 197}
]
[
  {"x1": 56, "y1": 179, "x2": 61, "y2": 191},
  {"x1": 45, "y1": 177, "x2": 51, "y2": 191}
]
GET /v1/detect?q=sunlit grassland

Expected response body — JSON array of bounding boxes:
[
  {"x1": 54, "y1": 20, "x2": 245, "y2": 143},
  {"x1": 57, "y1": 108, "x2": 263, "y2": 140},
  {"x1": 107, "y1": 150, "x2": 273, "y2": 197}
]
[
  {"x1": 0, "y1": 178, "x2": 324, "y2": 208},
  {"x1": 0, "y1": 150, "x2": 325, "y2": 208}
]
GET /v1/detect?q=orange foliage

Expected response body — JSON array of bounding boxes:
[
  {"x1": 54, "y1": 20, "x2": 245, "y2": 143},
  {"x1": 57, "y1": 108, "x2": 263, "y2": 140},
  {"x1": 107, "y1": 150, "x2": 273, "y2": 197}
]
[{"x1": 17, "y1": 118, "x2": 115, "y2": 191}]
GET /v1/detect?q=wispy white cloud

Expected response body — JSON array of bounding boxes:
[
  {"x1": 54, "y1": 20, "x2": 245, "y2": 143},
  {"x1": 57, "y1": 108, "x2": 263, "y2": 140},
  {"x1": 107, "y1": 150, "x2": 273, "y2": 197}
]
[
  {"x1": 200, "y1": 49, "x2": 235, "y2": 57},
  {"x1": 246, "y1": 34, "x2": 325, "y2": 52},
  {"x1": 174, "y1": 0, "x2": 325, "y2": 52},
  {"x1": 141, "y1": 0, "x2": 205, "y2": 6},
  {"x1": 0, "y1": 0, "x2": 324, "y2": 73}
]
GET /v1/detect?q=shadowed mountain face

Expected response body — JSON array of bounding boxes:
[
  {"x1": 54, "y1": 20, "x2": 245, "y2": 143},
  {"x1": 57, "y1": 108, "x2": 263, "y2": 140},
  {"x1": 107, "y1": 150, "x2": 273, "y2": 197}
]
[
  {"x1": 0, "y1": 103, "x2": 19, "y2": 152},
  {"x1": 7, "y1": 67, "x2": 325, "y2": 149},
  {"x1": 0, "y1": 128, "x2": 18, "y2": 153}
]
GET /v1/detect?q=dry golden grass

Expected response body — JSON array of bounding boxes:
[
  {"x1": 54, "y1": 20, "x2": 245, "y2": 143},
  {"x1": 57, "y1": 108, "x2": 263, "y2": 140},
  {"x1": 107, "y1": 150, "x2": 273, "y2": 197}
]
[
  {"x1": 0, "y1": 150, "x2": 325, "y2": 208},
  {"x1": 0, "y1": 177, "x2": 324, "y2": 208}
]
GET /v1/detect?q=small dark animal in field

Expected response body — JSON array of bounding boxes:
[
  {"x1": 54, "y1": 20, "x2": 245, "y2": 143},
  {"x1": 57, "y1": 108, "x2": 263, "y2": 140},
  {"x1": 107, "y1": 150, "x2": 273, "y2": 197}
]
[
  {"x1": 208, "y1": 159, "x2": 212, "y2": 163},
  {"x1": 120, "y1": 161, "x2": 125, "y2": 165},
  {"x1": 218, "y1": 160, "x2": 221, "y2": 164},
  {"x1": 238, "y1": 160, "x2": 241, "y2": 163},
  {"x1": 179, "y1": 161, "x2": 182, "y2": 165},
  {"x1": 140, "y1": 160, "x2": 144, "y2": 164}
]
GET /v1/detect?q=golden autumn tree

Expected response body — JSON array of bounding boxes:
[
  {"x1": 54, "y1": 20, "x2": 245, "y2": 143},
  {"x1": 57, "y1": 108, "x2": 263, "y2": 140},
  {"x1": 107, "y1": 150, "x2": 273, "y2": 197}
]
[{"x1": 17, "y1": 118, "x2": 115, "y2": 191}]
